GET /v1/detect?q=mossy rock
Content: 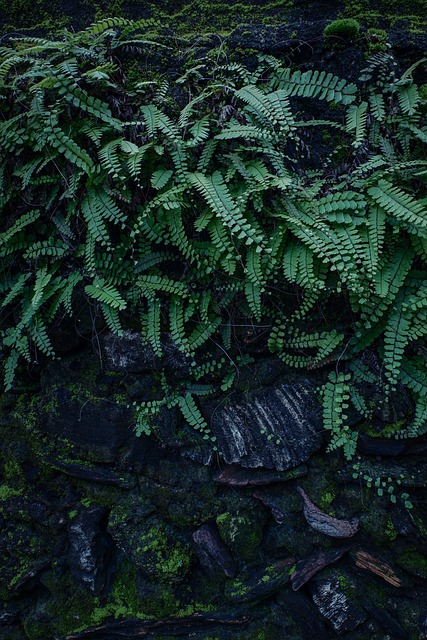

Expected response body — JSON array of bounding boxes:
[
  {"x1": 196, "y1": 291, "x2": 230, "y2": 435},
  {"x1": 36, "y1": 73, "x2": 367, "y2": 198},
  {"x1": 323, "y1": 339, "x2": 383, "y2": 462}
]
[
  {"x1": 108, "y1": 509, "x2": 192, "y2": 585},
  {"x1": 396, "y1": 549, "x2": 427, "y2": 579},
  {"x1": 216, "y1": 509, "x2": 264, "y2": 562}
]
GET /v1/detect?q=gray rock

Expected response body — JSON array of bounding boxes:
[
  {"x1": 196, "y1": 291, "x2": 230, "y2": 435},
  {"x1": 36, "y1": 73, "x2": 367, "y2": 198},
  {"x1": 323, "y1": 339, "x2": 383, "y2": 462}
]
[
  {"x1": 68, "y1": 506, "x2": 112, "y2": 594},
  {"x1": 277, "y1": 591, "x2": 329, "y2": 640},
  {"x1": 101, "y1": 331, "x2": 192, "y2": 374},
  {"x1": 41, "y1": 356, "x2": 133, "y2": 463},
  {"x1": 366, "y1": 604, "x2": 407, "y2": 639},
  {"x1": 204, "y1": 378, "x2": 323, "y2": 470},
  {"x1": 311, "y1": 575, "x2": 366, "y2": 634},
  {"x1": 45, "y1": 392, "x2": 132, "y2": 463},
  {"x1": 101, "y1": 330, "x2": 158, "y2": 372},
  {"x1": 192, "y1": 523, "x2": 236, "y2": 578}
]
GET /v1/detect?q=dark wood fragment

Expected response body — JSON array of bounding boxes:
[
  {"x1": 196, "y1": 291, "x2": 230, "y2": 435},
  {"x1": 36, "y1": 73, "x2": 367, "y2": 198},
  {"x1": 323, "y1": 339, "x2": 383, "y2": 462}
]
[
  {"x1": 215, "y1": 463, "x2": 306, "y2": 487},
  {"x1": 192, "y1": 523, "x2": 236, "y2": 578},
  {"x1": 297, "y1": 486, "x2": 359, "y2": 538},
  {"x1": 354, "y1": 550, "x2": 402, "y2": 587},
  {"x1": 45, "y1": 459, "x2": 133, "y2": 487},
  {"x1": 291, "y1": 546, "x2": 351, "y2": 591}
]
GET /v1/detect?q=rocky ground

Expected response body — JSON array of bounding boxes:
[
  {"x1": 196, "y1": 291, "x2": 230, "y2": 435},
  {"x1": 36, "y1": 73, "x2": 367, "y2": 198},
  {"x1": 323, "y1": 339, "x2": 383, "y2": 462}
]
[{"x1": 1, "y1": 326, "x2": 426, "y2": 639}]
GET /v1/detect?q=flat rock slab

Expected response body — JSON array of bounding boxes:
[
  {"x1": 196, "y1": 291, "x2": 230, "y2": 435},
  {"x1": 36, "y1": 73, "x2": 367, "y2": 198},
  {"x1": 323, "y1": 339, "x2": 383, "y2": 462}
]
[
  {"x1": 61, "y1": 611, "x2": 253, "y2": 640},
  {"x1": 204, "y1": 379, "x2": 323, "y2": 471}
]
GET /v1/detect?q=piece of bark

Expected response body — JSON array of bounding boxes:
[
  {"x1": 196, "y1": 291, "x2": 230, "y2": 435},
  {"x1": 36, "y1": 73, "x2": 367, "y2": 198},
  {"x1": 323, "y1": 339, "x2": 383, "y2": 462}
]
[
  {"x1": 297, "y1": 486, "x2": 359, "y2": 538},
  {"x1": 291, "y1": 546, "x2": 351, "y2": 590},
  {"x1": 354, "y1": 551, "x2": 402, "y2": 587}
]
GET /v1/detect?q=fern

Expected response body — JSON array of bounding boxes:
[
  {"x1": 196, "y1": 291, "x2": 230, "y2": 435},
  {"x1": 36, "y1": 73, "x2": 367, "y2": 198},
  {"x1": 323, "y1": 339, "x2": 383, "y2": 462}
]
[
  {"x1": 1, "y1": 26, "x2": 427, "y2": 456},
  {"x1": 85, "y1": 279, "x2": 127, "y2": 310},
  {"x1": 368, "y1": 180, "x2": 427, "y2": 232},
  {"x1": 188, "y1": 171, "x2": 265, "y2": 247},
  {"x1": 322, "y1": 372, "x2": 357, "y2": 459},
  {"x1": 346, "y1": 101, "x2": 368, "y2": 148},
  {"x1": 177, "y1": 393, "x2": 214, "y2": 442}
]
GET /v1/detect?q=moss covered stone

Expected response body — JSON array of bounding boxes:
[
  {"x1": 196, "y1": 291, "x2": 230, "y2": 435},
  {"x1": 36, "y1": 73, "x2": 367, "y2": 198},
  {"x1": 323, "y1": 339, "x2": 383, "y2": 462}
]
[
  {"x1": 396, "y1": 549, "x2": 427, "y2": 579},
  {"x1": 216, "y1": 509, "x2": 264, "y2": 561}
]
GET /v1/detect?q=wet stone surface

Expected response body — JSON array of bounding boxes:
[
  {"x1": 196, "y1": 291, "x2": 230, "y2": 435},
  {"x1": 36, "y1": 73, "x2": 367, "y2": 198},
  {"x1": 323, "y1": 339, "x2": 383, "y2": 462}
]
[{"x1": 204, "y1": 379, "x2": 323, "y2": 471}]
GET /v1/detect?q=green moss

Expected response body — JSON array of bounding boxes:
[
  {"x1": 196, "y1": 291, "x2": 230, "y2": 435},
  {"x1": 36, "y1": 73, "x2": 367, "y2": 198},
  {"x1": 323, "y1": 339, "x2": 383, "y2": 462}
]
[
  {"x1": 341, "y1": 0, "x2": 427, "y2": 30},
  {"x1": 2, "y1": 459, "x2": 26, "y2": 490},
  {"x1": 318, "y1": 490, "x2": 336, "y2": 513},
  {"x1": 397, "y1": 549, "x2": 427, "y2": 579},
  {"x1": 323, "y1": 18, "x2": 361, "y2": 46},
  {"x1": 0, "y1": 484, "x2": 23, "y2": 500},
  {"x1": 365, "y1": 27, "x2": 388, "y2": 53},
  {"x1": 0, "y1": 0, "x2": 67, "y2": 31},
  {"x1": 137, "y1": 525, "x2": 192, "y2": 584},
  {"x1": 384, "y1": 517, "x2": 398, "y2": 542},
  {"x1": 337, "y1": 572, "x2": 351, "y2": 595},
  {"x1": 162, "y1": 0, "x2": 293, "y2": 35}
]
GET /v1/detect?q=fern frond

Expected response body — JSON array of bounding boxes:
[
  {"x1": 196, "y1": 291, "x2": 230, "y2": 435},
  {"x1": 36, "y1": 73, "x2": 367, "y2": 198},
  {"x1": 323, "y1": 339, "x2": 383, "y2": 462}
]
[
  {"x1": 396, "y1": 83, "x2": 419, "y2": 115},
  {"x1": 322, "y1": 372, "x2": 357, "y2": 459},
  {"x1": 151, "y1": 169, "x2": 173, "y2": 190},
  {"x1": 274, "y1": 68, "x2": 357, "y2": 105},
  {"x1": 368, "y1": 180, "x2": 427, "y2": 232},
  {"x1": 177, "y1": 393, "x2": 213, "y2": 440},
  {"x1": 85, "y1": 278, "x2": 127, "y2": 310},
  {"x1": 137, "y1": 275, "x2": 190, "y2": 299},
  {"x1": 147, "y1": 298, "x2": 162, "y2": 356},
  {"x1": 346, "y1": 101, "x2": 368, "y2": 148},
  {"x1": 0, "y1": 210, "x2": 41, "y2": 246},
  {"x1": 188, "y1": 171, "x2": 265, "y2": 247},
  {"x1": 1, "y1": 273, "x2": 31, "y2": 308}
]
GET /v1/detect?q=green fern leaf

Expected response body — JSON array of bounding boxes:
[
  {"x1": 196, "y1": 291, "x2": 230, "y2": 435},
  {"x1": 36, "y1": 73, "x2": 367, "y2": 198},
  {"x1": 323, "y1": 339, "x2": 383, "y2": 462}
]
[
  {"x1": 85, "y1": 278, "x2": 127, "y2": 310},
  {"x1": 368, "y1": 180, "x2": 427, "y2": 231},
  {"x1": 397, "y1": 83, "x2": 419, "y2": 115},
  {"x1": 101, "y1": 303, "x2": 123, "y2": 336},
  {"x1": 0, "y1": 210, "x2": 41, "y2": 246},
  {"x1": 151, "y1": 169, "x2": 173, "y2": 190},
  {"x1": 188, "y1": 171, "x2": 264, "y2": 247},
  {"x1": 346, "y1": 101, "x2": 368, "y2": 148},
  {"x1": 147, "y1": 298, "x2": 162, "y2": 356}
]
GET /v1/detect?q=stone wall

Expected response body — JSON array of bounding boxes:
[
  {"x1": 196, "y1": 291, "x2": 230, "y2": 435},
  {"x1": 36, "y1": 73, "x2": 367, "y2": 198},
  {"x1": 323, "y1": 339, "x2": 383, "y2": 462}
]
[{"x1": 1, "y1": 331, "x2": 427, "y2": 639}]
